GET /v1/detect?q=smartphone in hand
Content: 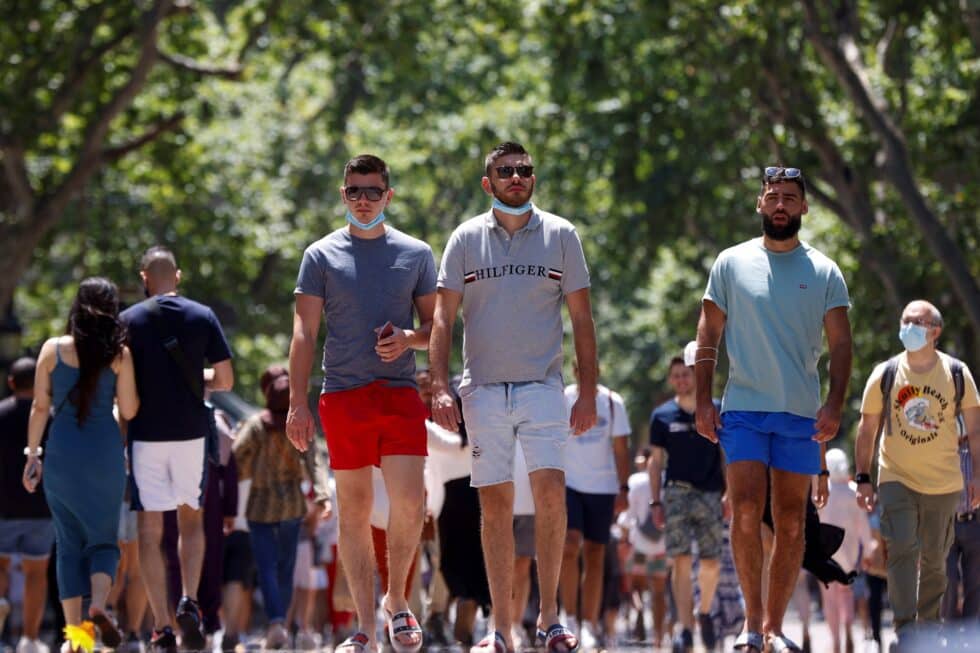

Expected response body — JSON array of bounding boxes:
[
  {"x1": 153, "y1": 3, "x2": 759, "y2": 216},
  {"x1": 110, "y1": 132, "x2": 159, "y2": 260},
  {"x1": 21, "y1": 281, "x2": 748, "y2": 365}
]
[
  {"x1": 377, "y1": 321, "x2": 395, "y2": 340},
  {"x1": 25, "y1": 458, "x2": 40, "y2": 491}
]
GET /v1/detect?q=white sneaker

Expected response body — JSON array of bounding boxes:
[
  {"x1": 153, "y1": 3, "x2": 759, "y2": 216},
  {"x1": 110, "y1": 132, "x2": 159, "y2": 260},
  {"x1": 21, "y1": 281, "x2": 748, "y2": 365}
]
[
  {"x1": 16, "y1": 637, "x2": 38, "y2": 653},
  {"x1": 264, "y1": 623, "x2": 289, "y2": 650},
  {"x1": 565, "y1": 616, "x2": 580, "y2": 638},
  {"x1": 579, "y1": 622, "x2": 598, "y2": 652},
  {"x1": 295, "y1": 630, "x2": 317, "y2": 651}
]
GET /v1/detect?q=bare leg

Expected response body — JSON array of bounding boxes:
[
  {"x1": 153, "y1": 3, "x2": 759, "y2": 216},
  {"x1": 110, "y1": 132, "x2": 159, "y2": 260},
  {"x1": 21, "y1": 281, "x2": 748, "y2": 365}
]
[
  {"x1": 379, "y1": 455, "x2": 426, "y2": 649},
  {"x1": 727, "y1": 461, "x2": 768, "y2": 636},
  {"x1": 696, "y1": 557, "x2": 721, "y2": 615},
  {"x1": 672, "y1": 554, "x2": 694, "y2": 631},
  {"x1": 530, "y1": 469, "x2": 566, "y2": 629},
  {"x1": 63, "y1": 597, "x2": 83, "y2": 625},
  {"x1": 89, "y1": 572, "x2": 113, "y2": 614},
  {"x1": 138, "y1": 511, "x2": 172, "y2": 630},
  {"x1": 176, "y1": 504, "x2": 205, "y2": 599},
  {"x1": 454, "y1": 599, "x2": 478, "y2": 645},
  {"x1": 334, "y1": 467, "x2": 378, "y2": 648},
  {"x1": 512, "y1": 556, "x2": 533, "y2": 638},
  {"x1": 479, "y1": 482, "x2": 516, "y2": 647},
  {"x1": 581, "y1": 541, "x2": 605, "y2": 627},
  {"x1": 764, "y1": 468, "x2": 810, "y2": 638},
  {"x1": 558, "y1": 530, "x2": 583, "y2": 621},
  {"x1": 21, "y1": 557, "x2": 50, "y2": 639},
  {"x1": 122, "y1": 540, "x2": 148, "y2": 635},
  {"x1": 651, "y1": 573, "x2": 668, "y2": 644},
  {"x1": 222, "y1": 582, "x2": 245, "y2": 638}
]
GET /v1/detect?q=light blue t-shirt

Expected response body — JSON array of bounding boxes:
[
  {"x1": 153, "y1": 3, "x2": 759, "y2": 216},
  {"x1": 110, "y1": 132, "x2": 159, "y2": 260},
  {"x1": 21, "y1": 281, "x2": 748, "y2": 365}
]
[
  {"x1": 703, "y1": 237, "x2": 850, "y2": 418},
  {"x1": 295, "y1": 226, "x2": 437, "y2": 393}
]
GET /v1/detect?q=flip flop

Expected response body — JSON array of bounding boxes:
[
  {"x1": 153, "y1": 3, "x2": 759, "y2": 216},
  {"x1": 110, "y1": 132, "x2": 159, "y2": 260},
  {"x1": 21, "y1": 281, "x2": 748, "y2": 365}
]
[
  {"x1": 386, "y1": 609, "x2": 423, "y2": 653},
  {"x1": 470, "y1": 631, "x2": 508, "y2": 653},
  {"x1": 336, "y1": 632, "x2": 375, "y2": 653},
  {"x1": 90, "y1": 610, "x2": 123, "y2": 648},
  {"x1": 537, "y1": 623, "x2": 580, "y2": 653},
  {"x1": 768, "y1": 633, "x2": 804, "y2": 652},
  {"x1": 733, "y1": 630, "x2": 765, "y2": 652}
]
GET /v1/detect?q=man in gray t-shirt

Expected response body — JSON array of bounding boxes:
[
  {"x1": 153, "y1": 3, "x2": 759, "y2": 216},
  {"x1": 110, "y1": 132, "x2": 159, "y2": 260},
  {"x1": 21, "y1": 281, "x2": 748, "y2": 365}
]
[
  {"x1": 430, "y1": 142, "x2": 598, "y2": 653},
  {"x1": 286, "y1": 154, "x2": 436, "y2": 653}
]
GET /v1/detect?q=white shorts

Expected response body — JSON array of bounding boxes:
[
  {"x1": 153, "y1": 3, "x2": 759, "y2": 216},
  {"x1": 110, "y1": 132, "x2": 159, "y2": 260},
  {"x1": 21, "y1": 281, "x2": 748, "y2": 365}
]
[
  {"x1": 461, "y1": 378, "x2": 570, "y2": 488},
  {"x1": 130, "y1": 438, "x2": 206, "y2": 511}
]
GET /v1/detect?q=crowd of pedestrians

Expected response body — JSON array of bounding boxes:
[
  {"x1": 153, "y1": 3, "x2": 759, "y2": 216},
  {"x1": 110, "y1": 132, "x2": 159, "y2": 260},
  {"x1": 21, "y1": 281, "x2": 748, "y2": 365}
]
[{"x1": 0, "y1": 151, "x2": 978, "y2": 653}]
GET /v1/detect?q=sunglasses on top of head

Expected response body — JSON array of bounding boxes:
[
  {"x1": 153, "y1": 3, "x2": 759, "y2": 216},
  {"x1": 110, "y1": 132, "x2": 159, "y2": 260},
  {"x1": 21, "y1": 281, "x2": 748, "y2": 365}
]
[
  {"x1": 344, "y1": 186, "x2": 386, "y2": 201},
  {"x1": 763, "y1": 166, "x2": 802, "y2": 182},
  {"x1": 495, "y1": 165, "x2": 534, "y2": 178}
]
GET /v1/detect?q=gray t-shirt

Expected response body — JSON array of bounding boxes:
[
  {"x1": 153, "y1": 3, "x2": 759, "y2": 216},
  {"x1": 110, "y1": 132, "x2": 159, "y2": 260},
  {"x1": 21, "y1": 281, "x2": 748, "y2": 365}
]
[
  {"x1": 295, "y1": 226, "x2": 437, "y2": 393},
  {"x1": 437, "y1": 207, "x2": 590, "y2": 388},
  {"x1": 703, "y1": 237, "x2": 850, "y2": 418}
]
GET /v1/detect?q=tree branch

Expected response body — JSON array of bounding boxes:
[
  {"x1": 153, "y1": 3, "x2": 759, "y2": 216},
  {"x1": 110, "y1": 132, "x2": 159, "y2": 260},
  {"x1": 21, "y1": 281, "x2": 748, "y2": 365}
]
[
  {"x1": 35, "y1": 0, "x2": 172, "y2": 233},
  {"x1": 158, "y1": 51, "x2": 243, "y2": 79},
  {"x1": 0, "y1": 145, "x2": 34, "y2": 214},
  {"x1": 238, "y1": 0, "x2": 284, "y2": 62},
  {"x1": 102, "y1": 113, "x2": 186, "y2": 163}
]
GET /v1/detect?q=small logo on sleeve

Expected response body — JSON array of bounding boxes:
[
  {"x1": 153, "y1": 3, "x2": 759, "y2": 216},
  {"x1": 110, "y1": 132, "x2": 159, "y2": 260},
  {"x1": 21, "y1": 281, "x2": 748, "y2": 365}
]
[{"x1": 799, "y1": 283, "x2": 808, "y2": 289}]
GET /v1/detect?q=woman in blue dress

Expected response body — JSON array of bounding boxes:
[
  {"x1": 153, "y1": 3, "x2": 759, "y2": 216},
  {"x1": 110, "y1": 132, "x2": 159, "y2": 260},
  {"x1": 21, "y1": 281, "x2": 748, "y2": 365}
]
[{"x1": 22, "y1": 277, "x2": 139, "y2": 652}]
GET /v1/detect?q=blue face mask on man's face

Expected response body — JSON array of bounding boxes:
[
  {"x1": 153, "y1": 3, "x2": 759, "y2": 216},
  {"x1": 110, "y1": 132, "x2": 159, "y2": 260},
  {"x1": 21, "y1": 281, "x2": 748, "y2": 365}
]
[
  {"x1": 898, "y1": 322, "x2": 929, "y2": 352},
  {"x1": 346, "y1": 209, "x2": 386, "y2": 231},
  {"x1": 491, "y1": 198, "x2": 532, "y2": 215}
]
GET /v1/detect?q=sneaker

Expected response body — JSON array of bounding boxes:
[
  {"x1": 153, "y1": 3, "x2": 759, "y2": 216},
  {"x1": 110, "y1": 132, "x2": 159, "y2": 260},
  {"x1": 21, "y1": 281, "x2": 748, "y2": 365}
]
[
  {"x1": 150, "y1": 627, "x2": 179, "y2": 653},
  {"x1": 426, "y1": 614, "x2": 450, "y2": 647},
  {"x1": 220, "y1": 633, "x2": 239, "y2": 653},
  {"x1": 697, "y1": 613, "x2": 717, "y2": 650},
  {"x1": 16, "y1": 637, "x2": 38, "y2": 653},
  {"x1": 295, "y1": 631, "x2": 317, "y2": 651},
  {"x1": 264, "y1": 623, "x2": 289, "y2": 650},
  {"x1": 175, "y1": 597, "x2": 206, "y2": 651},
  {"x1": 579, "y1": 622, "x2": 598, "y2": 652},
  {"x1": 671, "y1": 628, "x2": 693, "y2": 653},
  {"x1": 121, "y1": 632, "x2": 144, "y2": 653}
]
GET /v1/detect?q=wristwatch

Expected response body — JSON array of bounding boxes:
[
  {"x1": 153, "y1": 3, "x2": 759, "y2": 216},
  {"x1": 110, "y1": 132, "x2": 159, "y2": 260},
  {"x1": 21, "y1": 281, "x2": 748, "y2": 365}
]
[
  {"x1": 854, "y1": 472, "x2": 872, "y2": 485},
  {"x1": 619, "y1": 484, "x2": 629, "y2": 493},
  {"x1": 648, "y1": 500, "x2": 662, "y2": 508}
]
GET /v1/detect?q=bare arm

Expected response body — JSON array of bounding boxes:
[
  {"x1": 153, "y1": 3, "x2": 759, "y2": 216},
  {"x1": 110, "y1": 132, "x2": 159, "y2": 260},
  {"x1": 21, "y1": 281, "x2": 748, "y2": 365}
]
[
  {"x1": 286, "y1": 293, "x2": 324, "y2": 451},
  {"x1": 646, "y1": 446, "x2": 667, "y2": 528},
  {"x1": 429, "y1": 288, "x2": 463, "y2": 431},
  {"x1": 613, "y1": 435, "x2": 631, "y2": 512},
  {"x1": 375, "y1": 291, "x2": 437, "y2": 362},
  {"x1": 23, "y1": 340, "x2": 55, "y2": 492},
  {"x1": 695, "y1": 300, "x2": 726, "y2": 442},
  {"x1": 206, "y1": 359, "x2": 234, "y2": 392},
  {"x1": 814, "y1": 306, "x2": 852, "y2": 442},
  {"x1": 854, "y1": 411, "x2": 881, "y2": 512},
  {"x1": 565, "y1": 288, "x2": 598, "y2": 434},
  {"x1": 114, "y1": 346, "x2": 140, "y2": 420}
]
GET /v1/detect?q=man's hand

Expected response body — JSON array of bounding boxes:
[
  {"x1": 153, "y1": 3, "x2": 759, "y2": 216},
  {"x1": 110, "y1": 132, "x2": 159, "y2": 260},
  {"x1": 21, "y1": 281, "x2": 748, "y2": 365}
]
[
  {"x1": 431, "y1": 388, "x2": 462, "y2": 433},
  {"x1": 570, "y1": 394, "x2": 597, "y2": 435},
  {"x1": 223, "y1": 516, "x2": 236, "y2": 535},
  {"x1": 813, "y1": 402, "x2": 842, "y2": 442},
  {"x1": 813, "y1": 474, "x2": 829, "y2": 509},
  {"x1": 969, "y1": 477, "x2": 980, "y2": 511},
  {"x1": 856, "y1": 483, "x2": 876, "y2": 512},
  {"x1": 695, "y1": 400, "x2": 721, "y2": 443},
  {"x1": 375, "y1": 324, "x2": 412, "y2": 363},
  {"x1": 286, "y1": 403, "x2": 315, "y2": 452},
  {"x1": 651, "y1": 503, "x2": 666, "y2": 530},
  {"x1": 614, "y1": 488, "x2": 628, "y2": 514}
]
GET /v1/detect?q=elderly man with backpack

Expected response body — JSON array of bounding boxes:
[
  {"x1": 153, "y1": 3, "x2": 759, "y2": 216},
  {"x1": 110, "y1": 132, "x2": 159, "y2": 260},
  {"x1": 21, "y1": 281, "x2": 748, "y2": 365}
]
[{"x1": 854, "y1": 300, "x2": 980, "y2": 650}]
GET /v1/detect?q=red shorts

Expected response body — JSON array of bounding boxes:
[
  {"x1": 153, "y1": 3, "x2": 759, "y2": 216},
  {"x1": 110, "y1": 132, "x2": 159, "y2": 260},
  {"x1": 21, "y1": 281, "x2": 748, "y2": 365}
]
[{"x1": 318, "y1": 381, "x2": 428, "y2": 470}]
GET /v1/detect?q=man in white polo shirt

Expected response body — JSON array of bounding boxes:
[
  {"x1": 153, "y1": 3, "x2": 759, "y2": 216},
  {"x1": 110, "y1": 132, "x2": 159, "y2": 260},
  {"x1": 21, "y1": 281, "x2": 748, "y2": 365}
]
[{"x1": 430, "y1": 141, "x2": 598, "y2": 653}]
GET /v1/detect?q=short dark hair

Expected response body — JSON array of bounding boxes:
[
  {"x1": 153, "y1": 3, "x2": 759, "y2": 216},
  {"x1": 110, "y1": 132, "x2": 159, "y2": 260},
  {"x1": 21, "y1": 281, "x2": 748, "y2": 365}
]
[
  {"x1": 140, "y1": 246, "x2": 177, "y2": 274},
  {"x1": 9, "y1": 356, "x2": 36, "y2": 391},
  {"x1": 485, "y1": 141, "x2": 530, "y2": 177},
  {"x1": 668, "y1": 356, "x2": 686, "y2": 371},
  {"x1": 761, "y1": 167, "x2": 806, "y2": 198},
  {"x1": 344, "y1": 154, "x2": 389, "y2": 188}
]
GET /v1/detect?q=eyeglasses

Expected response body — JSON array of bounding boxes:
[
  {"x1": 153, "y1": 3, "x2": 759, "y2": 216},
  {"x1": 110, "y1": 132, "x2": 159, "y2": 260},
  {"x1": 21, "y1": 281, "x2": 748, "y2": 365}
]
[
  {"x1": 344, "y1": 186, "x2": 386, "y2": 201},
  {"x1": 901, "y1": 317, "x2": 937, "y2": 327},
  {"x1": 495, "y1": 165, "x2": 534, "y2": 178},
  {"x1": 764, "y1": 166, "x2": 802, "y2": 181}
]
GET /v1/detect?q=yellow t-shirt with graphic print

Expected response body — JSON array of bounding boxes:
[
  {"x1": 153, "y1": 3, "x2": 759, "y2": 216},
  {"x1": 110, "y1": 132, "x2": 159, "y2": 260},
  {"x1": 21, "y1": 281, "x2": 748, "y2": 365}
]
[{"x1": 861, "y1": 351, "x2": 980, "y2": 495}]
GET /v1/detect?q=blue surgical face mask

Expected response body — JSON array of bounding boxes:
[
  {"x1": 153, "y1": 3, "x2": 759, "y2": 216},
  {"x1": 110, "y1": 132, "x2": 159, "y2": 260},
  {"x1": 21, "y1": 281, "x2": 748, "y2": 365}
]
[
  {"x1": 346, "y1": 209, "x2": 385, "y2": 231},
  {"x1": 899, "y1": 322, "x2": 929, "y2": 352},
  {"x1": 491, "y1": 198, "x2": 533, "y2": 216}
]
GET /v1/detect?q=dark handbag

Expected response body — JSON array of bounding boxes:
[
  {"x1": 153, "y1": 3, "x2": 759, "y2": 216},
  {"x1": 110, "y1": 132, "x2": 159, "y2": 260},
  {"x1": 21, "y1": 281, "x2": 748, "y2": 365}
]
[
  {"x1": 637, "y1": 507, "x2": 663, "y2": 540},
  {"x1": 142, "y1": 298, "x2": 220, "y2": 465}
]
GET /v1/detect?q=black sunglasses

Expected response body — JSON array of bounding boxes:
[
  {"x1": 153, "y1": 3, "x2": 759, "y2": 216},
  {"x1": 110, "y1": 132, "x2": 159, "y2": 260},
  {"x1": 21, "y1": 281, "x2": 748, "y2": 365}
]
[
  {"x1": 764, "y1": 166, "x2": 802, "y2": 181},
  {"x1": 495, "y1": 165, "x2": 534, "y2": 178},
  {"x1": 344, "y1": 186, "x2": 386, "y2": 201}
]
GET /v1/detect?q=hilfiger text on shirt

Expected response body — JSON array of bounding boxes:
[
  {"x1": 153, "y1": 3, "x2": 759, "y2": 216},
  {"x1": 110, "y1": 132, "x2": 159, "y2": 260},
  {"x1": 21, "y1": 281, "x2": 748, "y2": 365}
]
[{"x1": 464, "y1": 265, "x2": 563, "y2": 284}]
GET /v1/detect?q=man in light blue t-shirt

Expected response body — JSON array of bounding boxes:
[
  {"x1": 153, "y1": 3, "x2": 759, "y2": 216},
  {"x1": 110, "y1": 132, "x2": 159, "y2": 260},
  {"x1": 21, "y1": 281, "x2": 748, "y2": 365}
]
[{"x1": 694, "y1": 166, "x2": 852, "y2": 653}]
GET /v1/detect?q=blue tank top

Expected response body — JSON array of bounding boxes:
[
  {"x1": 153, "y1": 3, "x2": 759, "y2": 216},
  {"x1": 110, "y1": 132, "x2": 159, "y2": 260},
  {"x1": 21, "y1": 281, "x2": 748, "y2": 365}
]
[{"x1": 51, "y1": 342, "x2": 118, "y2": 426}]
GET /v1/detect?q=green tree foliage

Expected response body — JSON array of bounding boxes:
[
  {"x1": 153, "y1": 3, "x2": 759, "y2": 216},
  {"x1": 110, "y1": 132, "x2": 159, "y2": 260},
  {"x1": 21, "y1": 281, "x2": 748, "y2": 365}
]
[{"x1": 2, "y1": 1, "x2": 977, "y2": 443}]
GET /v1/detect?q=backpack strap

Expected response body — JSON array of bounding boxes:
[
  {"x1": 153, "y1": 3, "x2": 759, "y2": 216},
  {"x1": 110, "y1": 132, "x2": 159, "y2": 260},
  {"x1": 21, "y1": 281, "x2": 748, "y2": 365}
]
[
  {"x1": 870, "y1": 355, "x2": 901, "y2": 485},
  {"x1": 142, "y1": 297, "x2": 204, "y2": 402},
  {"x1": 949, "y1": 356, "x2": 965, "y2": 438}
]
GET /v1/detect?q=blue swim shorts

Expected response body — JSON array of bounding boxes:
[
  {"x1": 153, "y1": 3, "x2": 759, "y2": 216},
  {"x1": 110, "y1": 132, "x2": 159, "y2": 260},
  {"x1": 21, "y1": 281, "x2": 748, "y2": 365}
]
[{"x1": 718, "y1": 411, "x2": 820, "y2": 475}]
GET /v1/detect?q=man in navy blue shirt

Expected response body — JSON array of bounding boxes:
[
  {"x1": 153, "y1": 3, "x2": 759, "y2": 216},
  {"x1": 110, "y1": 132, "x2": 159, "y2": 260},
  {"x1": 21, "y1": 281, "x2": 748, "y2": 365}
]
[
  {"x1": 121, "y1": 247, "x2": 233, "y2": 653},
  {"x1": 648, "y1": 344, "x2": 725, "y2": 652}
]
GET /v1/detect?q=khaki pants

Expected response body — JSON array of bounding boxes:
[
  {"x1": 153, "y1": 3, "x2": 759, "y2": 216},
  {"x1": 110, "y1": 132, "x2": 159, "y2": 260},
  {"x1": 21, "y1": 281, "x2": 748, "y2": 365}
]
[{"x1": 878, "y1": 481, "x2": 960, "y2": 631}]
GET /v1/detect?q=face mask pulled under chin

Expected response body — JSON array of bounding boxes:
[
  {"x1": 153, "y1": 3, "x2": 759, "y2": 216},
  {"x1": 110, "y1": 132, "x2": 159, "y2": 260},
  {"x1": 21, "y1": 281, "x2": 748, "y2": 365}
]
[{"x1": 898, "y1": 322, "x2": 929, "y2": 352}]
